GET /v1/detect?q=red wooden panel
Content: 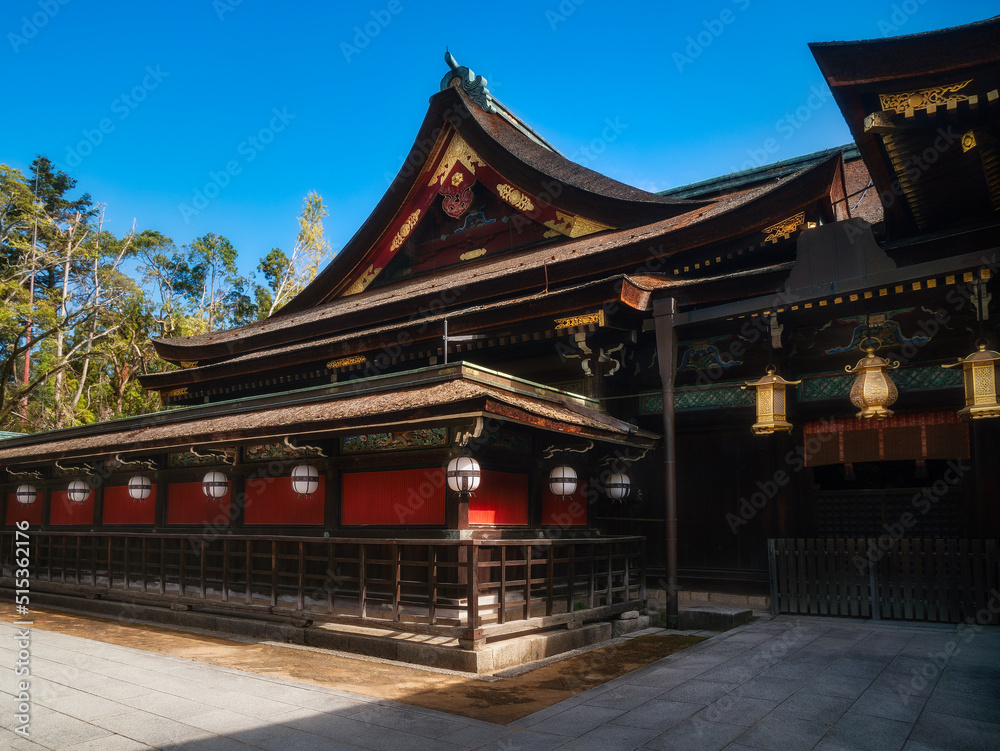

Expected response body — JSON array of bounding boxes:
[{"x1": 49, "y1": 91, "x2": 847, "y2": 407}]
[
  {"x1": 166, "y1": 481, "x2": 230, "y2": 525},
  {"x1": 244, "y1": 475, "x2": 325, "y2": 525},
  {"x1": 542, "y1": 483, "x2": 588, "y2": 527},
  {"x1": 342, "y1": 468, "x2": 445, "y2": 526},
  {"x1": 5, "y1": 492, "x2": 43, "y2": 526},
  {"x1": 102, "y1": 484, "x2": 156, "y2": 525},
  {"x1": 470, "y1": 470, "x2": 529, "y2": 526},
  {"x1": 50, "y1": 489, "x2": 95, "y2": 526}
]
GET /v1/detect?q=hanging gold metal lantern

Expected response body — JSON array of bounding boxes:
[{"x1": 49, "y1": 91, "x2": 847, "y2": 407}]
[
  {"x1": 846, "y1": 341, "x2": 899, "y2": 419},
  {"x1": 743, "y1": 366, "x2": 801, "y2": 435},
  {"x1": 942, "y1": 342, "x2": 1000, "y2": 420}
]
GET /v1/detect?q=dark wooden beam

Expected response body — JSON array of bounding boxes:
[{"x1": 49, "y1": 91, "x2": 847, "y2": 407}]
[
  {"x1": 653, "y1": 297, "x2": 679, "y2": 627},
  {"x1": 676, "y1": 247, "x2": 999, "y2": 327}
]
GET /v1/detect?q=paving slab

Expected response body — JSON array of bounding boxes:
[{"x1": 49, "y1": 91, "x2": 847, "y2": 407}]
[{"x1": 3, "y1": 615, "x2": 999, "y2": 750}]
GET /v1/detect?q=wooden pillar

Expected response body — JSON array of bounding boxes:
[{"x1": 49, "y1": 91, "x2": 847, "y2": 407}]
[
  {"x1": 41, "y1": 487, "x2": 51, "y2": 531},
  {"x1": 653, "y1": 297, "x2": 679, "y2": 627},
  {"x1": 154, "y1": 471, "x2": 168, "y2": 530},
  {"x1": 325, "y1": 466, "x2": 340, "y2": 531},
  {"x1": 530, "y1": 456, "x2": 544, "y2": 531},
  {"x1": 230, "y1": 473, "x2": 245, "y2": 531},
  {"x1": 93, "y1": 483, "x2": 105, "y2": 529},
  {"x1": 447, "y1": 490, "x2": 471, "y2": 531}
]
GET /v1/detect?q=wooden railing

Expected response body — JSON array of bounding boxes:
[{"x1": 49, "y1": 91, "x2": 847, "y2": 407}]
[
  {"x1": 769, "y1": 538, "x2": 1000, "y2": 624},
  {"x1": 0, "y1": 531, "x2": 645, "y2": 647}
]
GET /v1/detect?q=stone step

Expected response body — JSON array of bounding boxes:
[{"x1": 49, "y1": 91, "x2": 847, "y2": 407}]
[
  {"x1": 677, "y1": 605, "x2": 753, "y2": 631},
  {"x1": 646, "y1": 588, "x2": 770, "y2": 611}
]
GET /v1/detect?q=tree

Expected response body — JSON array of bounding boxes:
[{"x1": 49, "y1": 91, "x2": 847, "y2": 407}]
[
  {"x1": 135, "y1": 230, "x2": 185, "y2": 338},
  {"x1": 0, "y1": 159, "x2": 152, "y2": 430},
  {"x1": 259, "y1": 191, "x2": 330, "y2": 317},
  {"x1": 180, "y1": 233, "x2": 246, "y2": 333}
]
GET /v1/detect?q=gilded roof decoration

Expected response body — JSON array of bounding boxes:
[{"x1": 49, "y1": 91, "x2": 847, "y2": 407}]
[
  {"x1": 326, "y1": 354, "x2": 366, "y2": 370},
  {"x1": 554, "y1": 311, "x2": 605, "y2": 330},
  {"x1": 879, "y1": 80, "x2": 972, "y2": 114},
  {"x1": 762, "y1": 212, "x2": 805, "y2": 244},
  {"x1": 428, "y1": 133, "x2": 487, "y2": 187}
]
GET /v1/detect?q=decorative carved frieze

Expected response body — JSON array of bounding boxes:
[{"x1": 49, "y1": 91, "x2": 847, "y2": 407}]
[
  {"x1": 341, "y1": 427, "x2": 448, "y2": 454},
  {"x1": 762, "y1": 212, "x2": 805, "y2": 244},
  {"x1": 244, "y1": 441, "x2": 325, "y2": 463},
  {"x1": 554, "y1": 311, "x2": 605, "y2": 330},
  {"x1": 879, "y1": 80, "x2": 972, "y2": 114},
  {"x1": 326, "y1": 355, "x2": 366, "y2": 370}
]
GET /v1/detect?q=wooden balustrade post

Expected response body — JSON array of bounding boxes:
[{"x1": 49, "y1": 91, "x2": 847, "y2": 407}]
[{"x1": 459, "y1": 542, "x2": 483, "y2": 651}]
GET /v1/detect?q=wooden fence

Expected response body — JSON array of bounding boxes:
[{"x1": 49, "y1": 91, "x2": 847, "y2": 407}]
[
  {"x1": 0, "y1": 531, "x2": 645, "y2": 648},
  {"x1": 769, "y1": 538, "x2": 1000, "y2": 624}
]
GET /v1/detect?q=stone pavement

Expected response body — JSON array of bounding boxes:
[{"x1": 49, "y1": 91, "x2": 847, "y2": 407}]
[{"x1": 1, "y1": 614, "x2": 998, "y2": 750}]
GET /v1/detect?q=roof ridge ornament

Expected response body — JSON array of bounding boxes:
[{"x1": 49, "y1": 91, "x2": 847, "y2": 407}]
[{"x1": 441, "y1": 51, "x2": 497, "y2": 114}]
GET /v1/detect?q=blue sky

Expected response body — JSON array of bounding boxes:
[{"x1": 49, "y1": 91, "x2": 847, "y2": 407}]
[{"x1": 3, "y1": 1, "x2": 996, "y2": 280}]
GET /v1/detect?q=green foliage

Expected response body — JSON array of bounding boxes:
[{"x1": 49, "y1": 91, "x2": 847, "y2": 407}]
[{"x1": 1, "y1": 157, "x2": 330, "y2": 432}]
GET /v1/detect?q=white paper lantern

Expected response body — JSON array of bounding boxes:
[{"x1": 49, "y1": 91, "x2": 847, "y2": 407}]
[
  {"x1": 607, "y1": 473, "x2": 631, "y2": 501},
  {"x1": 290, "y1": 464, "x2": 320, "y2": 496},
  {"x1": 67, "y1": 478, "x2": 92, "y2": 503},
  {"x1": 549, "y1": 466, "x2": 578, "y2": 497},
  {"x1": 202, "y1": 470, "x2": 229, "y2": 499},
  {"x1": 128, "y1": 475, "x2": 152, "y2": 502},
  {"x1": 446, "y1": 456, "x2": 481, "y2": 493},
  {"x1": 15, "y1": 484, "x2": 36, "y2": 505}
]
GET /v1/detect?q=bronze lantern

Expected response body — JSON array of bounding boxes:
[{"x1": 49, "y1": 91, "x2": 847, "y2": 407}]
[
  {"x1": 846, "y1": 342, "x2": 899, "y2": 419},
  {"x1": 942, "y1": 342, "x2": 1000, "y2": 420},
  {"x1": 743, "y1": 366, "x2": 801, "y2": 435}
]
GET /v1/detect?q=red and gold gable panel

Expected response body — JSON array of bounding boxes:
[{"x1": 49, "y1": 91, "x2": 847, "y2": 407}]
[{"x1": 338, "y1": 131, "x2": 613, "y2": 297}]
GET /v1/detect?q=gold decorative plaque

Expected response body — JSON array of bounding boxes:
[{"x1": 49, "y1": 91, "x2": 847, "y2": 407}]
[
  {"x1": 496, "y1": 183, "x2": 535, "y2": 212},
  {"x1": 554, "y1": 311, "x2": 605, "y2": 330},
  {"x1": 343, "y1": 264, "x2": 381, "y2": 296},
  {"x1": 326, "y1": 354, "x2": 366, "y2": 370},
  {"x1": 389, "y1": 210, "x2": 421, "y2": 252}
]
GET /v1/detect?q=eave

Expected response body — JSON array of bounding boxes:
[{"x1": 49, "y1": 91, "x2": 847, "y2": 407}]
[
  {"x1": 810, "y1": 17, "x2": 1000, "y2": 238},
  {"x1": 140, "y1": 275, "x2": 653, "y2": 393},
  {"x1": 2, "y1": 364, "x2": 659, "y2": 467},
  {"x1": 150, "y1": 154, "x2": 845, "y2": 368}
]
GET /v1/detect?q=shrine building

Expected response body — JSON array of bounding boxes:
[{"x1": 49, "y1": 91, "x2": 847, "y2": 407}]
[{"x1": 2, "y1": 18, "x2": 999, "y2": 664}]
